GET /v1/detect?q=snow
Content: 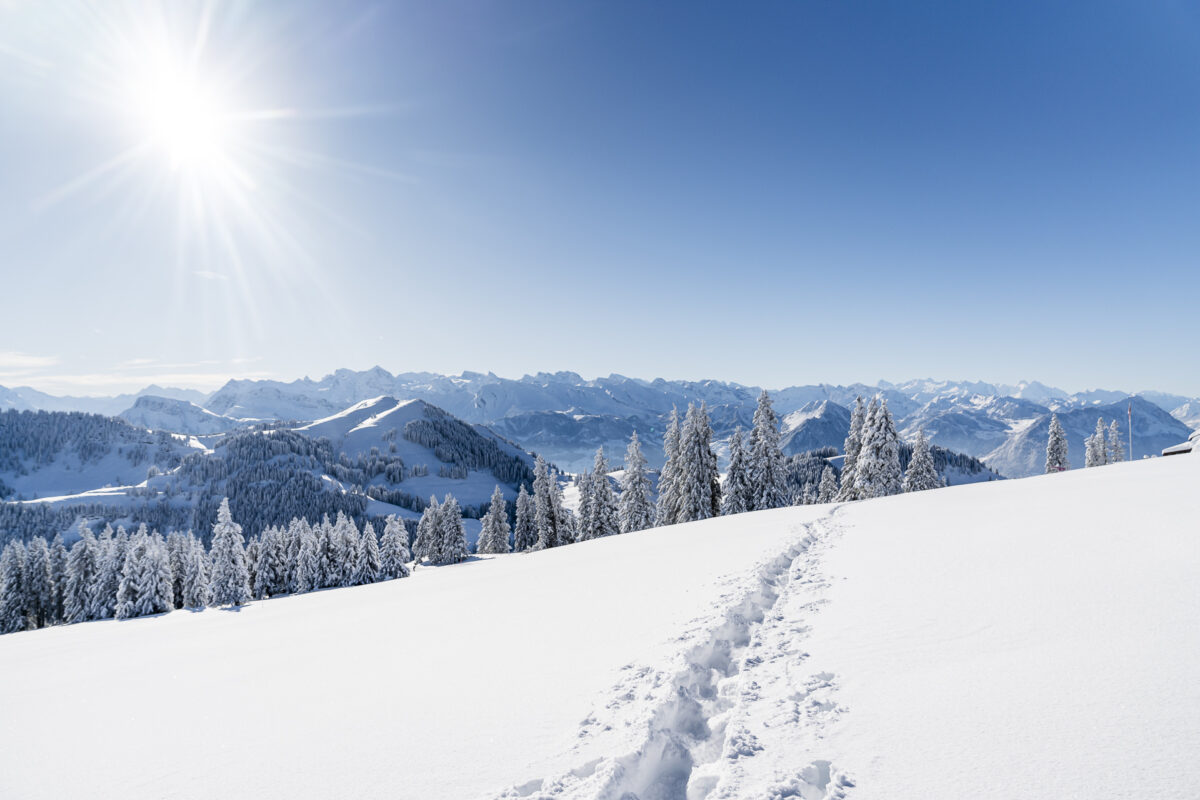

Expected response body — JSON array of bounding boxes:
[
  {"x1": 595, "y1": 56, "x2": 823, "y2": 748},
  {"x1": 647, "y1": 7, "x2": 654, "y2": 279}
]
[{"x1": 2, "y1": 456, "x2": 1198, "y2": 799}]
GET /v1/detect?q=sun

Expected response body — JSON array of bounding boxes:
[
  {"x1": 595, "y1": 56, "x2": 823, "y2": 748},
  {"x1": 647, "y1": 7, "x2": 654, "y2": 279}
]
[{"x1": 133, "y1": 66, "x2": 232, "y2": 171}]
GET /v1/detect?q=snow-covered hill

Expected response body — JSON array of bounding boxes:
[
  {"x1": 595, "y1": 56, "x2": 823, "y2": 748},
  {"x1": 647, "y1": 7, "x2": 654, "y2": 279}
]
[
  {"x1": 780, "y1": 400, "x2": 851, "y2": 456},
  {"x1": 1, "y1": 442, "x2": 1196, "y2": 799},
  {"x1": 119, "y1": 395, "x2": 246, "y2": 435}
]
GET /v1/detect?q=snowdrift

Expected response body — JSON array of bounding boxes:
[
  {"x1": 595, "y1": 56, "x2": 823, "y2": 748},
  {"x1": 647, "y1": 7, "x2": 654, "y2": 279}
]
[{"x1": 1, "y1": 456, "x2": 1197, "y2": 799}]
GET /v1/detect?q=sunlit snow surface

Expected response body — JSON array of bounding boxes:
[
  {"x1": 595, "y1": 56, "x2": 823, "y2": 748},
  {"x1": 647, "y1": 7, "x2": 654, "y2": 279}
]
[{"x1": 1, "y1": 456, "x2": 1198, "y2": 799}]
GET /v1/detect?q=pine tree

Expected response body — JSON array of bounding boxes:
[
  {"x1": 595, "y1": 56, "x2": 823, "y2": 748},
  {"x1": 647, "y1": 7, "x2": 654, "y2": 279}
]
[
  {"x1": 477, "y1": 485, "x2": 512, "y2": 554},
  {"x1": 142, "y1": 534, "x2": 174, "y2": 616},
  {"x1": 721, "y1": 427, "x2": 753, "y2": 516},
  {"x1": 1107, "y1": 419, "x2": 1125, "y2": 464},
  {"x1": 353, "y1": 522, "x2": 382, "y2": 585},
  {"x1": 532, "y1": 455, "x2": 561, "y2": 549},
  {"x1": 748, "y1": 390, "x2": 788, "y2": 510},
  {"x1": 253, "y1": 526, "x2": 289, "y2": 599},
  {"x1": 116, "y1": 529, "x2": 149, "y2": 620},
  {"x1": 65, "y1": 525, "x2": 99, "y2": 623},
  {"x1": 677, "y1": 402, "x2": 721, "y2": 522},
  {"x1": 413, "y1": 497, "x2": 442, "y2": 563},
  {"x1": 438, "y1": 494, "x2": 469, "y2": 565},
  {"x1": 618, "y1": 432, "x2": 654, "y2": 533},
  {"x1": 24, "y1": 537, "x2": 53, "y2": 629},
  {"x1": 208, "y1": 498, "x2": 251, "y2": 607},
  {"x1": 654, "y1": 408, "x2": 682, "y2": 527},
  {"x1": 817, "y1": 465, "x2": 839, "y2": 503},
  {"x1": 90, "y1": 525, "x2": 123, "y2": 621},
  {"x1": 586, "y1": 448, "x2": 619, "y2": 539},
  {"x1": 294, "y1": 526, "x2": 321, "y2": 593},
  {"x1": 836, "y1": 396, "x2": 867, "y2": 501},
  {"x1": 853, "y1": 397, "x2": 903, "y2": 499},
  {"x1": 577, "y1": 470, "x2": 596, "y2": 541},
  {"x1": 0, "y1": 541, "x2": 28, "y2": 634},
  {"x1": 166, "y1": 531, "x2": 187, "y2": 609},
  {"x1": 47, "y1": 533, "x2": 67, "y2": 624},
  {"x1": 1085, "y1": 418, "x2": 1108, "y2": 467},
  {"x1": 336, "y1": 513, "x2": 362, "y2": 587},
  {"x1": 182, "y1": 539, "x2": 211, "y2": 610},
  {"x1": 902, "y1": 429, "x2": 941, "y2": 493},
  {"x1": 245, "y1": 536, "x2": 261, "y2": 597},
  {"x1": 1045, "y1": 413, "x2": 1070, "y2": 473},
  {"x1": 552, "y1": 480, "x2": 574, "y2": 546},
  {"x1": 513, "y1": 485, "x2": 538, "y2": 551},
  {"x1": 379, "y1": 516, "x2": 412, "y2": 579}
]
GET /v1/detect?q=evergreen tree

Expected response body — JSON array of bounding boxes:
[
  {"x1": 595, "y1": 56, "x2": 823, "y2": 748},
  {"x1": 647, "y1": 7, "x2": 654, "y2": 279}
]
[
  {"x1": 182, "y1": 539, "x2": 211, "y2": 610},
  {"x1": 438, "y1": 494, "x2": 469, "y2": 565},
  {"x1": 379, "y1": 516, "x2": 412, "y2": 579},
  {"x1": 64, "y1": 525, "x2": 99, "y2": 623},
  {"x1": 1107, "y1": 419, "x2": 1125, "y2": 464},
  {"x1": 577, "y1": 470, "x2": 596, "y2": 541},
  {"x1": 1085, "y1": 418, "x2": 1108, "y2": 467},
  {"x1": 1045, "y1": 413, "x2": 1070, "y2": 473},
  {"x1": 902, "y1": 429, "x2": 941, "y2": 493},
  {"x1": 586, "y1": 448, "x2": 620, "y2": 539},
  {"x1": 676, "y1": 402, "x2": 721, "y2": 522},
  {"x1": 413, "y1": 497, "x2": 442, "y2": 563},
  {"x1": 721, "y1": 427, "x2": 753, "y2": 516},
  {"x1": 532, "y1": 455, "x2": 561, "y2": 550},
  {"x1": 47, "y1": 533, "x2": 67, "y2": 624},
  {"x1": 552, "y1": 479, "x2": 574, "y2": 547},
  {"x1": 654, "y1": 408, "x2": 683, "y2": 527},
  {"x1": 166, "y1": 531, "x2": 187, "y2": 609},
  {"x1": 245, "y1": 536, "x2": 261, "y2": 597},
  {"x1": 853, "y1": 397, "x2": 903, "y2": 499},
  {"x1": 0, "y1": 541, "x2": 28, "y2": 634},
  {"x1": 208, "y1": 497, "x2": 251, "y2": 607},
  {"x1": 477, "y1": 485, "x2": 512, "y2": 554},
  {"x1": 335, "y1": 513, "x2": 361, "y2": 587},
  {"x1": 353, "y1": 522, "x2": 382, "y2": 585},
  {"x1": 24, "y1": 537, "x2": 53, "y2": 628},
  {"x1": 512, "y1": 485, "x2": 538, "y2": 551},
  {"x1": 618, "y1": 432, "x2": 654, "y2": 533},
  {"x1": 817, "y1": 465, "x2": 839, "y2": 503},
  {"x1": 294, "y1": 525, "x2": 321, "y2": 593},
  {"x1": 253, "y1": 526, "x2": 289, "y2": 599},
  {"x1": 836, "y1": 396, "x2": 867, "y2": 501},
  {"x1": 90, "y1": 525, "x2": 123, "y2": 621},
  {"x1": 748, "y1": 390, "x2": 788, "y2": 510}
]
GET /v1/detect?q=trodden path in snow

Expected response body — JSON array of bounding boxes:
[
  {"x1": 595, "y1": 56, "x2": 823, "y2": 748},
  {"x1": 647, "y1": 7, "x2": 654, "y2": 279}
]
[{"x1": 492, "y1": 510, "x2": 852, "y2": 800}]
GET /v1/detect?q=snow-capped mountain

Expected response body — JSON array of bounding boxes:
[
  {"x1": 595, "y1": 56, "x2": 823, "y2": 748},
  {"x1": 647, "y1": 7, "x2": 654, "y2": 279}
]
[
  {"x1": 780, "y1": 400, "x2": 852, "y2": 456},
  {"x1": 0, "y1": 384, "x2": 208, "y2": 416},
  {"x1": 119, "y1": 395, "x2": 246, "y2": 435}
]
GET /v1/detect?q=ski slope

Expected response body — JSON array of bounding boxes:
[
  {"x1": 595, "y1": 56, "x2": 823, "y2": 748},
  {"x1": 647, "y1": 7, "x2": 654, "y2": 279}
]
[{"x1": 1, "y1": 455, "x2": 1197, "y2": 799}]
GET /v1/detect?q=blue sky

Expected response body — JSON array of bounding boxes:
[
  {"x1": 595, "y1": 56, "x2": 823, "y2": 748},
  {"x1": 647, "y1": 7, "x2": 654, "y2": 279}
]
[{"x1": 1, "y1": 1, "x2": 1198, "y2": 396}]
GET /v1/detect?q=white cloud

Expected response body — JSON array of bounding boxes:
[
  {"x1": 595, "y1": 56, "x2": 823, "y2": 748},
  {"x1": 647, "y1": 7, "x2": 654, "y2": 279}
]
[{"x1": 0, "y1": 351, "x2": 59, "y2": 369}]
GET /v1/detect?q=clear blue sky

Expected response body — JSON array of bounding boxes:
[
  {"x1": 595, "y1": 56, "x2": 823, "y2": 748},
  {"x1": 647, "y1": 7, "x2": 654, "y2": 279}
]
[{"x1": 1, "y1": 1, "x2": 1198, "y2": 396}]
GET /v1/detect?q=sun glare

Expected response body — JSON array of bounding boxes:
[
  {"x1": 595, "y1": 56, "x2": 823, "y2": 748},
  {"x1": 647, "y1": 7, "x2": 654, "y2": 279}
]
[{"x1": 135, "y1": 69, "x2": 230, "y2": 170}]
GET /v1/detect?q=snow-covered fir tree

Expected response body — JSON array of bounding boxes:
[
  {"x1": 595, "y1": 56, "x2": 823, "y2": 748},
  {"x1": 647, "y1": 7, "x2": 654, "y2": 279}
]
[
  {"x1": 379, "y1": 515, "x2": 411, "y2": 579},
  {"x1": 552, "y1": 479, "x2": 574, "y2": 547},
  {"x1": 532, "y1": 455, "x2": 561, "y2": 550},
  {"x1": 721, "y1": 427, "x2": 753, "y2": 516},
  {"x1": 64, "y1": 525, "x2": 99, "y2": 623},
  {"x1": 353, "y1": 521, "x2": 381, "y2": 585},
  {"x1": 208, "y1": 498, "x2": 251, "y2": 607},
  {"x1": 116, "y1": 528, "x2": 172, "y2": 620},
  {"x1": 654, "y1": 408, "x2": 682, "y2": 527},
  {"x1": 513, "y1": 485, "x2": 538, "y2": 551},
  {"x1": 253, "y1": 525, "x2": 289, "y2": 599},
  {"x1": 182, "y1": 538, "x2": 211, "y2": 610},
  {"x1": 817, "y1": 465, "x2": 839, "y2": 503},
  {"x1": 166, "y1": 531, "x2": 187, "y2": 609},
  {"x1": 48, "y1": 533, "x2": 67, "y2": 624},
  {"x1": 437, "y1": 494, "x2": 469, "y2": 565},
  {"x1": 676, "y1": 402, "x2": 721, "y2": 522},
  {"x1": 244, "y1": 536, "x2": 261, "y2": 597},
  {"x1": 89, "y1": 525, "x2": 122, "y2": 621},
  {"x1": 1107, "y1": 419, "x2": 1125, "y2": 464},
  {"x1": 836, "y1": 396, "x2": 867, "y2": 501},
  {"x1": 24, "y1": 537, "x2": 53, "y2": 629},
  {"x1": 477, "y1": 485, "x2": 512, "y2": 554},
  {"x1": 902, "y1": 429, "x2": 941, "y2": 493},
  {"x1": 577, "y1": 470, "x2": 595, "y2": 541},
  {"x1": 748, "y1": 390, "x2": 788, "y2": 511},
  {"x1": 582, "y1": 448, "x2": 619, "y2": 540},
  {"x1": 0, "y1": 541, "x2": 27, "y2": 633},
  {"x1": 413, "y1": 497, "x2": 442, "y2": 563},
  {"x1": 853, "y1": 397, "x2": 903, "y2": 499},
  {"x1": 618, "y1": 432, "x2": 654, "y2": 533},
  {"x1": 1085, "y1": 418, "x2": 1108, "y2": 467},
  {"x1": 294, "y1": 524, "x2": 321, "y2": 593},
  {"x1": 1045, "y1": 413, "x2": 1070, "y2": 473}
]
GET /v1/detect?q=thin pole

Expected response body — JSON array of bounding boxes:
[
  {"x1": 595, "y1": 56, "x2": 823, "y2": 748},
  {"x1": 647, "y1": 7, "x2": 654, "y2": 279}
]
[{"x1": 1128, "y1": 402, "x2": 1133, "y2": 460}]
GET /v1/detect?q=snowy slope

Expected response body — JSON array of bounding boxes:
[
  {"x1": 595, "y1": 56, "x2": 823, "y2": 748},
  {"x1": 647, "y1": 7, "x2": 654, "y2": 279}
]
[
  {"x1": 119, "y1": 395, "x2": 246, "y2": 435},
  {"x1": 3, "y1": 454, "x2": 1198, "y2": 799}
]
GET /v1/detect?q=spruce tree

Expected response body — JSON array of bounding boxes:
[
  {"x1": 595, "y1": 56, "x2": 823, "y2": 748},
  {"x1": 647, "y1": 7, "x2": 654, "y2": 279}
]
[
  {"x1": 836, "y1": 396, "x2": 867, "y2": 501},
  {"x1": 748, "y1": 390, "x2": 788, "y2": 510},
  {"x1": 532, "y1": 455, "x2": 561, "y2": 550},
  {"x1": 438, "y1": 494, "x2": 469, "y2": 565},
  {"x1": 577, "y1": 470, "x2": 596, "y2": 541},
  {"x1": 90, "y1": 525, "x2": 122, "y2": 621},
  {"x1": 1085, "y1": 418, "x2": 1108, "y2": 467},
  {"x1": 48, "y1": 533, "x2": 68, "y2": 624},
  {"x1": 477, "y1": 485, "x2": 512, "y2": 554},
  {"x1": 413, "y1": 497, "x2": 442, "y2": 563},
  {"x1": 513, "y1": 485, "x2": 538, "y2": 551},
  {"x1": 379, "y1": 516, "x2": 412, "y2": 579},
  {"x1": 853, "y1": 397, "x2": 903, "y2": 499},
  {"x1": 24, "y1": 537, "x2": 53, "y2": 629},
  {"x1": 166, "y1": 531, "x2": 187, "y2": 609},
  {"x1": 587, "y1": 448, "x2": 619, "y2": 538},
  {"x1": 1045, "y1": 413, "x2": 1070, "y2": 473},
  {"x1": 654, "y1": 408, "x2": 682, "y2": 527},
  {"x1": 721, "y1": 427, "x2": 753, "y2": 516},
  {"x1": 115, "y1": 529, "x2": 147, "y2": 620},
  {"x1": 618, "y1": 432, "x2": 654, "y2": 533},
  {"x1": 245, "y1": 536, "x2": 261, "y2": 597},
  {"x1": 817, "y1": 465, "x2": 839, "y2": 503},
  {"x1": 253, "y1": 526, "x2": 289, "y2": 599},
  {"x1": 65, "y1": 525, "x2": 99, "y2": 623},
  {"x1": 353, "y1": 522, "x2": 382, "y2": 585},
  {"x1": 294, "y1": 526, "x2": 321, "y2": 593},
  {"x1": 0, "y1": 541, "x2": 28, "y2": 634},
  {"x1": 551, "y1": 480, "x2": 574, "y2": 547},
  {"x1": 208, "y1": 498, "x2": 251, "y2": 607},
  {"x1": 1107, "y1": 420, "x2": 1125, "y2": 463},
  {"x1": 182, "y1": 539, "x2": 211, "y2": 610},
  {"x1": 902, "y1": 429, "x2": 941, "y2": 493},
  {"x1": 677, "y1": 403, "x2": 721, "y2": 522}
]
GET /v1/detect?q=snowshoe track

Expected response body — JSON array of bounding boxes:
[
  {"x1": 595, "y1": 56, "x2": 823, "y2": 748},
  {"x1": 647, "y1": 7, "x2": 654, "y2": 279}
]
[{"x1": 493, "y1": 513, "x2": 851, "y2": 800}]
